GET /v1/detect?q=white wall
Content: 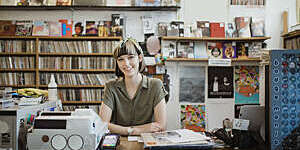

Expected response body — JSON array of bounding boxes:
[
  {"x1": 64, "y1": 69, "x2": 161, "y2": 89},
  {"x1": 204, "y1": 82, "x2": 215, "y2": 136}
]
[{"x1": 181, "y1": 0, "x2": 297, "y2": 49}]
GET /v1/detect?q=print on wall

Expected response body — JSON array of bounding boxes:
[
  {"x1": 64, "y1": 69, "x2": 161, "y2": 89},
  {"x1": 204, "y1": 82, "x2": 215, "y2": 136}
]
[
  {"x1": 180, "y1": 105, "x2": 205, "y2": 132},
  {"x1": 179, "y1": 66, "x2": 205, "y2": 103},
  {"x1": 208, "y1": 67, "x2": 234, "y2": 98},
  {"x1": 235, "y1": 66, "x2": 259, "y2": 104}
]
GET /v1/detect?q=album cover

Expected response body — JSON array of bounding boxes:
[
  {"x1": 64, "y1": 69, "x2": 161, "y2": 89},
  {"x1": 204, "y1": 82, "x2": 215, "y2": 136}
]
[
  {"x1": 157, "y1": 22, "x2": 168, "y2": 36},
  {"x1": 0, "y1": 20, "x2": 16, "y2": 36},
  {"x1": 56, "y1": 0, "x2": 72, "y2": 5},
  {"x1": 208, "y1": 67, "x2": 234, "y2": 98},
  {"x1": 225, "y1": 22, "x2": 237, "y2": 38},
  {"x1": 85, "y1": 21, "x2": 98, "y2": 36},
  {"x1": 179, "y1": 66, "x2": 205, "y2": 103},
  {"x1": 161, "y1": 40, "x2": 176, "y2": 58},
  {"x1": 197, "y1": 21, "x2": 210, "y2": 37},
  {"x1": 29, "y1": 0, "x2": 44, "y2": 6},
  {"x1": 181, "y1": 105, "x2": 205, "y2": 132},
  {"x1": 73, "y1": 21, "x2": 85, "y2": 36},
  {"x1": 15, "y1": 20, "x2": 32, "y2": 36},
  {"x1": 48, "y1": 21, "x2": 62, "y2": 36},
  {"x1": 59, "y1": 19, "x2": 73, "y2": 37},
  {"x1": 234, "y1": 66, "x2": 259, "y2": 104},
  {"x1": 177, "y1": 41, "x2": 194, "y2": 58},
  {"x1": 0, "y1": 0, "x2": 18, "y2": 5},
  {"x1": 17, "y1": 0, "x2": 29, "y2": 6},
  {"x1": 209, "y1": 22, "x2": 225, "y2": 38},
  {"x1": 251, "y1": 18, "x2": 265, "y2": 37},
  {"x1": 206, "y1": 42, "x2": 223, "y2": 59},
  {"x1": 235, "y1": 17, "x2": 251, "y2": 37},
  {"x1": 236, "y1": 42, "x2": 249, "y2": 59},
  {"x1": 32, "y1": 20, "x2": 49, "y2": 36},
  {"x1": 222, "y1": 42, "x2": 237, "y2": 59},
  {"x1": 248, "y1": 42, "x2": 262, "y2": 58}
]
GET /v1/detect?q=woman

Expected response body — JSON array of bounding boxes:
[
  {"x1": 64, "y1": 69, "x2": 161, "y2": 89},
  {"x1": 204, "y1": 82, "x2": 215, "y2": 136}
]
[{"x1": 99, "y1": 38, "x2": 167, "y2": 135}]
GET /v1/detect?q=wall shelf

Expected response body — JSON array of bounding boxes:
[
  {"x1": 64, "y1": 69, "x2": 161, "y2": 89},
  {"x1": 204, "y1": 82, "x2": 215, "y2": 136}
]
[
  {"x1": 161, "y1": 36, "x2": 271, "y2": 41},
  {"x1": 166, "y1": 58, "x2": 261, "y2": 62},
  {"x1": 39, "y1": 69, "x2": 115, "y2": 73},
  {"x1": 0, "y1": 6, "x2": 180, "y2": 11},
  {"x1": 0, "y1": 69, "x2": 36, "y2": 72},
  {"x1": 39, "y1": 53, "x2": 113, "y2": 57}
]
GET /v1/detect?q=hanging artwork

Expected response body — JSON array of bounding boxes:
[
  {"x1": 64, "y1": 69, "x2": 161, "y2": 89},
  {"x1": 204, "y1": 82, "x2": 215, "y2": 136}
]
[
  {"x1": 180, "y1": 105, "x2": 205, "y2": 132},
  {"x1": 235, "y1": 66, "x2": 259, "y2": 104},
  {"x1": 179, "y1": 66, "x2": 205, "y2": 103},
  {"x1": 208, "y1": 67, "x2": 234, "y2": 98}
]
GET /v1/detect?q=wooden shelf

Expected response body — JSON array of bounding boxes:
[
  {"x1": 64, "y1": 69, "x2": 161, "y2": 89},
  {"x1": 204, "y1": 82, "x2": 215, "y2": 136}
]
[
  {"x1": 0, "y1": 52, "x2": 36, "y2": 56},
  {"x1": 39, "y1": 69, "x2": 115, "y2": 73},
  {"x1": 0, "y1": 6, "x2": 180, "y2": 11},
  {"x1": 161, "y1": 36, "x2": 271, "y2": 41},
  {"x1": 0, "y1": 68, "x2": 36, "y2": 72},
  {"x1": 62, "y1": 101, "x2": 102, "y2": 105},
  {"x1": 39, "y1": 85, "x2": 105, "y2": 88},
  {"x1": 166, "y1": 58, "x2": 261, "y2": 62},
  {"x1": 0, "y1": 36, "x2": 122, "y2": 40},
  {"x1": 39, "y1": 53, "x2": 113, "y2": 56},
  {"x1": 0, "y1": 85, "x2": 36, "y2": 88},
  {"x1": 281, "y1": 30, "x2": 300, "y2": 39}
]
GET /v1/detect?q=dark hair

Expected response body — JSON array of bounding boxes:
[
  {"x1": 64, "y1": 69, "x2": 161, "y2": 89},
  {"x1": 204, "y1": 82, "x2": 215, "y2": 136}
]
[{"x1": 113, "y1": 38, "x2": 145, "y2": 77}]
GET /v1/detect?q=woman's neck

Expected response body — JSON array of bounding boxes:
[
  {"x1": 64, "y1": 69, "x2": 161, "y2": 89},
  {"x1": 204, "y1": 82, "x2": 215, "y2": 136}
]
[{"x1": 124, "y1": 73, "x2": 143, "y2": 87}]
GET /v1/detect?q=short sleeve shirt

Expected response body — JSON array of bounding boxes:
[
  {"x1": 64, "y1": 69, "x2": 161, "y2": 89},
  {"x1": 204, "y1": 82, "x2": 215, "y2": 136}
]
[{"x1": 103, "y1": 75, "x2": 168, "y2": 126}]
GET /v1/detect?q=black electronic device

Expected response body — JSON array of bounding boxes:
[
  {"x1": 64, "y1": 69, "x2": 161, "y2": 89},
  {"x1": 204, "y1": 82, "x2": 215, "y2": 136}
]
[{"x1": 99, "y1": 134, "x2": 120, "y2": 150}]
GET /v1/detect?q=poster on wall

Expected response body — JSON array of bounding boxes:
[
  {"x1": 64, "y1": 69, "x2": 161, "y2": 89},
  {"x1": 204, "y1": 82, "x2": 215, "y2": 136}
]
[
  {"x1": 234, "y1": 66, "x2": 259, "y2": 104},
  {"x1": 180, "y1": 105, "x2": 205, "y2": 132},
  {"x1": 208, "y1": 67, "x2": 234, "y2": 98},
  {"x1": 179, "y1": 66, "x2": 205, "y2": 103}
]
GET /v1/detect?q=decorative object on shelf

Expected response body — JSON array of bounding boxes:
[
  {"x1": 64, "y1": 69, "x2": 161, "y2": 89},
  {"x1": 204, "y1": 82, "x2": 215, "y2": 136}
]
[{"x1": 48, "y1": 74, "x2": 58, "y2": 101}]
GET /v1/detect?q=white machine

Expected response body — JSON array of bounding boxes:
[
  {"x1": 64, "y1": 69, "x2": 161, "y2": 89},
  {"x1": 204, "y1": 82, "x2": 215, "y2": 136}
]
[
  {"x1": 27, "y1": 109, "x2": 108, "y2": 150},
  {"x1": 0, "y1": 100, "x2": 59, "y2": 150}
]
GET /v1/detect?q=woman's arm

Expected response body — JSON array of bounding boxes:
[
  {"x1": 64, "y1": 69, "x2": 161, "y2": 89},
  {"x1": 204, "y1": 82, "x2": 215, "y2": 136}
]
[
  {"x1": 99, "y1": 103, "x2": 132, "y2": 135},
  {"x1": 131, "y1": 99, "x2": 167, "y2": 135}
]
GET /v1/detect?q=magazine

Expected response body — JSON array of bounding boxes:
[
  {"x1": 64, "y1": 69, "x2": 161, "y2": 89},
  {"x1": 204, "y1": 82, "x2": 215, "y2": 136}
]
[{"x1": 141, "y1": 129, "x2": 211, "y2": 148}]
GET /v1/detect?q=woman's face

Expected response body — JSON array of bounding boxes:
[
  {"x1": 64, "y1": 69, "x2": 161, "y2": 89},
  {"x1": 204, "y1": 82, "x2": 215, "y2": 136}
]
[{"x1": 117, "y1": 54, "x2": 141, "y2": 78}]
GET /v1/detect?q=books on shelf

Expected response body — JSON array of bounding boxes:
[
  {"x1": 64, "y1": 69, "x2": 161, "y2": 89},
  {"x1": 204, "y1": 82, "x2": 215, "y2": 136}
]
[
  {"x1": 236, "y1": 42, "x2": 249, "y2": 59},
  {"x1": 196, "y1": 21, "x2": 210, "y2": 37},
  {"x1": 135, "y1": 0, "x2": 160, "y2": 6},
  {"x1": 29, "y1": 0, "x2": 45, "y2": 6},
  {"x1": 248, "y1": 42, "x2": 262, "y2": 58},
  {"x1": 106, "y1": 0, "x2": 132, "y2": 6}
]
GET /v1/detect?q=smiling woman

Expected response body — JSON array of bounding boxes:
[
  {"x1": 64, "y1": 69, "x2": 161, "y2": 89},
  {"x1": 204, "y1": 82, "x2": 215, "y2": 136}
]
[{"x1": 99, "y1": 38, "x2": 168, "y2": 136}]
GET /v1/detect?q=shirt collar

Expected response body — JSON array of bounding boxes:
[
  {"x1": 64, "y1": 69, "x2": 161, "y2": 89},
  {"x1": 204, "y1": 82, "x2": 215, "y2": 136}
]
[{"x1": 116, "y1": 74, "x2": 149, "y2": 89}]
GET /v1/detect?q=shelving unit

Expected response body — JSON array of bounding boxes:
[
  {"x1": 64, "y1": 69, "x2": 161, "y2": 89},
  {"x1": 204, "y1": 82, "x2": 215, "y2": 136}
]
[
  {"x1": 0, "y1": 36, "x2": 121, "y2": 104},
  {"x1": 282, "y1": 30, "x2": 300, "y2": 49},
  {"x1": 0, "y1": 6, "x2": 180, "y2": 11}
]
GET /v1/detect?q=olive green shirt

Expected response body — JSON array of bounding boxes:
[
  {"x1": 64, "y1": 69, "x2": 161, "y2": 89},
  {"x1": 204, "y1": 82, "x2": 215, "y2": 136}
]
[{"x1": 103, "y1": 75, "x2": 168, "y2": 126}]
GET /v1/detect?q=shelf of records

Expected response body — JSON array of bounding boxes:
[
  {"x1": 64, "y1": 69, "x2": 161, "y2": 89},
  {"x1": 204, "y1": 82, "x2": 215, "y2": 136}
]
[
  {"x1": 161, "y1": 40, "x2": 268, "y2": 61},
  {"x1": 63, "y1": 104, "x2": 102, "y2": 114},
  {"x1": 0, "y1": 0, "x2": 179, "y2": 8},
  {"x1": 0, "y1": 72, "x2": 116, "y2": 87},
  {"x1": 0, "y1": 39, "x2": 119, "y2": 54},
  {"x1": 0, "y1": 56, "x2": 115, "y2": 70}
]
